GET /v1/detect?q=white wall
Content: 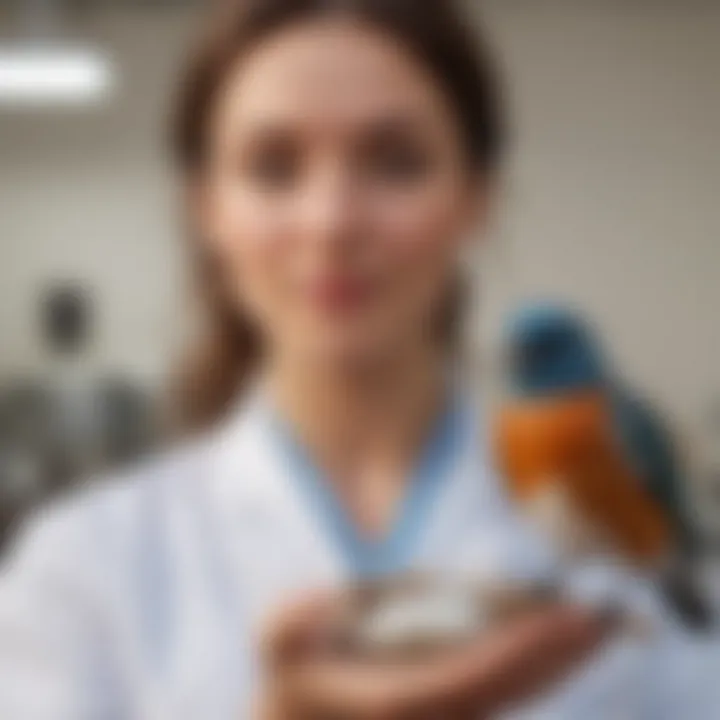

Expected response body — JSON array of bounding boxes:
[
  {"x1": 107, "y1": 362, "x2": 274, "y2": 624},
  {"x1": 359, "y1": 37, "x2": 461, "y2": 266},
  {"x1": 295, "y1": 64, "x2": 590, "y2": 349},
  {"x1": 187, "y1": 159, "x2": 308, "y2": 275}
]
[
  {"x1": 0, "y1": 1, "x2": 718, "y2": 456},
  {"x1": 0, "y1": 8, "x2": 197, "y2": 382},
  {"x1": 473, "y1": 0, "x2": 720, "y2": 467}
]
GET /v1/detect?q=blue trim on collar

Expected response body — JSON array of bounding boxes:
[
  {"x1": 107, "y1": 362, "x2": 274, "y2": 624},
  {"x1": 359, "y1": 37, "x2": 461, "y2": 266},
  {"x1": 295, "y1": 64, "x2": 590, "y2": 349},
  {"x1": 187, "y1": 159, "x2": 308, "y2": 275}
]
[{"x1": 266, "y1": 394, "x2": 468, "y2": 579}]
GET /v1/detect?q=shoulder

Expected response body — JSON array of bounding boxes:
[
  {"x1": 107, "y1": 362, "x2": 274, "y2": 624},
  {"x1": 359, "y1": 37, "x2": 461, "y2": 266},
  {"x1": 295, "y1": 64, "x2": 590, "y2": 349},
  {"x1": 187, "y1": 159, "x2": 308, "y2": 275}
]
[{"x1": 2, "y1": 438, "x2": 216, "y2": 585}]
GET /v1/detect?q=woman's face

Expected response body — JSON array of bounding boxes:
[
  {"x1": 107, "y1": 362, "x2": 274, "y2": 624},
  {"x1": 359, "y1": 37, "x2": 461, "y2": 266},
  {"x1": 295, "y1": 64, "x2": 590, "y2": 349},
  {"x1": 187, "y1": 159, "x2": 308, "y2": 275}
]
[{"x1": 199, "y1": 18, "x2": 489, "y2": 368}]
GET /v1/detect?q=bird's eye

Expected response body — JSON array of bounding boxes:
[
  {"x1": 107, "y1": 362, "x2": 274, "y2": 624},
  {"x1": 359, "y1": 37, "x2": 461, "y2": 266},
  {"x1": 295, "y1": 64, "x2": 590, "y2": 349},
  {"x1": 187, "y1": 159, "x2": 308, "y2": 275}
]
[
  {"x1": 521, "y1": 334, "x2": 568, "y2": 370},
  {"x1": 539, "y1": 336, "x2": 562, "y2": 356}
]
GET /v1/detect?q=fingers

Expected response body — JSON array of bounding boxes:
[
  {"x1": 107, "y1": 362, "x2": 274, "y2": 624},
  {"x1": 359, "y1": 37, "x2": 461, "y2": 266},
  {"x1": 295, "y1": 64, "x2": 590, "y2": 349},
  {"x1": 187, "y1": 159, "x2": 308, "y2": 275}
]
[
  {"x1": 284, "y1": 605, "x2": 610, "y2": 718},
  {"x1": 261, "y1": 590, "x2": 339, "y2": 667},
  {"x1": 445, "y1": 605, "x2": 611, "y2": 714},
  {"x1": 281, "y1": 658, "x2": 421, "y2": 718},
  {"x1": 262, "y1": 600, "x2": 613, "y2": 719}
]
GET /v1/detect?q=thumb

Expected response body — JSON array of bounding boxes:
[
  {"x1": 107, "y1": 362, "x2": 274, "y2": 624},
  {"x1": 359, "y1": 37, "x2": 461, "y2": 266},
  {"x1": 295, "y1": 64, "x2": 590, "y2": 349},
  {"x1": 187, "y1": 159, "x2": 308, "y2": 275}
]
[{"x1": 261, "y1": 590, "x2": 339, "y2": 667}]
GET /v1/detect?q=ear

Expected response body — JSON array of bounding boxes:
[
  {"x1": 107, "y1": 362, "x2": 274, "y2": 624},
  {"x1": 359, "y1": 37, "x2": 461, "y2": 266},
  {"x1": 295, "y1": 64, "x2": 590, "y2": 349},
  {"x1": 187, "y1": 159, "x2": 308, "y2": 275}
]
[
  {"x1": 185, "y1": 177, "x2": 219, "y2": 250},
  {"x1": 459, "y1": 174, "x2": 499, "y2": 248}
]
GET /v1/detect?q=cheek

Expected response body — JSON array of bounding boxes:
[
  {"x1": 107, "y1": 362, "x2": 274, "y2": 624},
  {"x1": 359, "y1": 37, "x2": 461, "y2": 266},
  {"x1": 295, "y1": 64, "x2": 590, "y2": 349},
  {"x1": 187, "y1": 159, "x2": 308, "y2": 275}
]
[
  {"x1": 212, "y1": 186, "x2": 287, "y2": 254},
  {"x1": 370, "y1": 180, "x2": 467, "y2": 299},
  {"x1": 207, "y1": 186, "x2": 295, "y2": 316}
]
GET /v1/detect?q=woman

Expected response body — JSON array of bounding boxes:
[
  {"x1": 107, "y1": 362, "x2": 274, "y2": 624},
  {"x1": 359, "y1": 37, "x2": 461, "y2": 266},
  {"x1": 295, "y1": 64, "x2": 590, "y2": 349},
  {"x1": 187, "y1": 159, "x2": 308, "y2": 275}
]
[{"x1": 0, "y1": 1, "x2": 701, "y2": 717}]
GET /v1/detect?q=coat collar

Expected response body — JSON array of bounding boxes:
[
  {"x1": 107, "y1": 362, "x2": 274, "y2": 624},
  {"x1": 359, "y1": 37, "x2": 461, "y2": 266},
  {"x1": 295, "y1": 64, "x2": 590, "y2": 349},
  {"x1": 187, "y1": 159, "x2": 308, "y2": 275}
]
[{"x1": 204, "y1": 377, "x2": 546, "y2": 583}]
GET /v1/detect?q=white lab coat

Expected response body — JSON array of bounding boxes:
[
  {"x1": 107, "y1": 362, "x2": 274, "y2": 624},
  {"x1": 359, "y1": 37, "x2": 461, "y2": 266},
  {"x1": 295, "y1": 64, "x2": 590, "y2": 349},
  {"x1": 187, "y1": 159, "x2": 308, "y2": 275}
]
[{"x1": 0, "y1": 386, "x2": 714, "y2": 719}]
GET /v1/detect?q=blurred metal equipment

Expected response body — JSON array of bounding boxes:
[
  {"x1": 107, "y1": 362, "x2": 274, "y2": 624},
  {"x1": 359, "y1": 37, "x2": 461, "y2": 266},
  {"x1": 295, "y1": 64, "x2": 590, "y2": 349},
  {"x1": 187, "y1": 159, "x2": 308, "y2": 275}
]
[
  {"x1": 0, "y1": 381, "x2": 56, "y2": 543},
  {"x1": 97, "y1": 377, "x2": 157, "y2": 467},
  {"x1": 0, "y1": 379, "x2": 56, "y2": 450},
  {"x1": 43, "y1": 283, "x2": 86, "y2": 352},
  {"x1": 0, "y1": 282, "x2": 160, "y2": 545},
  {"x1": 38, "y1": 282, "x2": 158, "y2": 480}
]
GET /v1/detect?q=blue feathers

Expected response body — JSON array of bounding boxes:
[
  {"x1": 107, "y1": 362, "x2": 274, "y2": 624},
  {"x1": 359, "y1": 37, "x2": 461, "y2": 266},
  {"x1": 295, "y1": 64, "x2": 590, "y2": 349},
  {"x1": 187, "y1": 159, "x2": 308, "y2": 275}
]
[
  {"x1": 505, "y1": 302, "x2": 607, "y2": 397},
  {"x1": 612, "y1": 390, "x2": 692, "y2": 549}
]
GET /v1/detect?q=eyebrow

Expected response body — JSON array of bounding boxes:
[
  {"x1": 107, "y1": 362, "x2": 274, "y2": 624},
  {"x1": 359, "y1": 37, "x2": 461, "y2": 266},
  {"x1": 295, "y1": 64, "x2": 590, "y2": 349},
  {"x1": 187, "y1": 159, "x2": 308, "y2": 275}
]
[
  {"x1": 358, "y1": 114, "x2": 431, "y2": 139},
  {"x1": 237, "y1": 110, "x2": 433, "y2": 141}
]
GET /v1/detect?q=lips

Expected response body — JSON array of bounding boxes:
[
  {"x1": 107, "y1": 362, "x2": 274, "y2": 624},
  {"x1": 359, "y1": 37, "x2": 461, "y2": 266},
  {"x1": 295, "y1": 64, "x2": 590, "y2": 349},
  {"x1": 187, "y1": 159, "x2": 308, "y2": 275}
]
[{"x1": 308, "y1": 275, "x2": 374, "y2": 314}]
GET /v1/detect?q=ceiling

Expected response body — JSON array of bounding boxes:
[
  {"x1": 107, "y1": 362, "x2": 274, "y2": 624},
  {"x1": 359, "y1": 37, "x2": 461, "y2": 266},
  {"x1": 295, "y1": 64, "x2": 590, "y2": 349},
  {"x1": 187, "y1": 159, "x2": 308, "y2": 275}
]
[{"x1": 1, "y1": 0, "x2": 200, "y2": 20}]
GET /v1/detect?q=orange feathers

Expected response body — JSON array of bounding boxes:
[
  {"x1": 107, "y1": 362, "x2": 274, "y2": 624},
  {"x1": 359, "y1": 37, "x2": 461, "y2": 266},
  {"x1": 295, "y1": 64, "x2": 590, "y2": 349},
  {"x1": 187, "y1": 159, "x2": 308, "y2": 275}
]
[{"x1": 495, "y1": 392, "x2": 673, "y2": 565}]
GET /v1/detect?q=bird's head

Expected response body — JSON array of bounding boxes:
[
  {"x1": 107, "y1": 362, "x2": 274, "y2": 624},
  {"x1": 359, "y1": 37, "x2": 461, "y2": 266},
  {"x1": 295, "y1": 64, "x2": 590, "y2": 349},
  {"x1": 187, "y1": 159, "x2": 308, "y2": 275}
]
[{"x1": 505, "y1": 303, "x2": 607, "y2": 398}]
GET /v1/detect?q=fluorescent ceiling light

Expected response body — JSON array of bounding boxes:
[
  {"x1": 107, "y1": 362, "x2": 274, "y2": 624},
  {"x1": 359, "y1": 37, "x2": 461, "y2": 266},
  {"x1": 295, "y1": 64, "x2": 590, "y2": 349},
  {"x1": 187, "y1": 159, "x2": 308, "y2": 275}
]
[{"x1": 0, "y1": 47, "x2": 115, "y2": 106}]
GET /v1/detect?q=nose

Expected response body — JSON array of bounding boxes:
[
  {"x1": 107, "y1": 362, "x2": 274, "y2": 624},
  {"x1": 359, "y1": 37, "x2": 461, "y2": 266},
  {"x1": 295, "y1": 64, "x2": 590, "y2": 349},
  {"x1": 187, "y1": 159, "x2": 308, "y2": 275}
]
[{"x1": 299, "y1": 163, "x2": 363, "y2": 255}]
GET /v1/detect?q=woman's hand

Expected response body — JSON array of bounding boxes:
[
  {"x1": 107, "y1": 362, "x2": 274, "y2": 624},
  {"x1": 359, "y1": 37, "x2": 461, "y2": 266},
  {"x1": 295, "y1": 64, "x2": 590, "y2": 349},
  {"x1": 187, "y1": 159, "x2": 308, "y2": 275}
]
[{"x1": 257, "y1": 591, "x2": 614, "y2": 719}]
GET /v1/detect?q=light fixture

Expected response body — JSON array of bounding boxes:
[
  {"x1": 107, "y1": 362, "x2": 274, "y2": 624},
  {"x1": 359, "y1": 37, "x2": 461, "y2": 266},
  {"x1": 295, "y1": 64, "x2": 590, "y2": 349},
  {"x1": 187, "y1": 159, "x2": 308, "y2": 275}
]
[{"x1": 0, "y1": 46, "x2": 115, "y2": 106}]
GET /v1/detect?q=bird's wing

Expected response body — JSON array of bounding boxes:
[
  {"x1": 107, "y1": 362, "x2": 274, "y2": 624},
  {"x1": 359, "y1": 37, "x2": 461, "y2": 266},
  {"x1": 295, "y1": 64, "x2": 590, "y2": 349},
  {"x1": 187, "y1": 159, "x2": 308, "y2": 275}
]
[{"x1": 564, "y1": 431, "x2": 674, "y2": 565}]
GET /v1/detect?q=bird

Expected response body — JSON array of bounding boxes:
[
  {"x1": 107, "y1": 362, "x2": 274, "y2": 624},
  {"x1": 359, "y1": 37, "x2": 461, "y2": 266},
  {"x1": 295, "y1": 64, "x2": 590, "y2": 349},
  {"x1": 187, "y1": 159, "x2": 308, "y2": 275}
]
[{"x1": 494, "y1": 302, "x2": 713, "y2": 630}]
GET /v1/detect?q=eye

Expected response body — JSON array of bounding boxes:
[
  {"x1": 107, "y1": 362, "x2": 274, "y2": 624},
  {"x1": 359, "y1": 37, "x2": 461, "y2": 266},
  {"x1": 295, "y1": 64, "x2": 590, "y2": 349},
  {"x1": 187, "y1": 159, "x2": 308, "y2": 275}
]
[
  {"x1": 524, "y1": 335, "x2": 563, "y2": 365},
  {"x1": 368, "y1": 145, "x2": 432, "y2": 183},
  {"x1": 241, "y1": 135, "x2": 301, "y2": 191},
  {"x1": 361, "y1": 125, "x2": 435, "y2": 185}
]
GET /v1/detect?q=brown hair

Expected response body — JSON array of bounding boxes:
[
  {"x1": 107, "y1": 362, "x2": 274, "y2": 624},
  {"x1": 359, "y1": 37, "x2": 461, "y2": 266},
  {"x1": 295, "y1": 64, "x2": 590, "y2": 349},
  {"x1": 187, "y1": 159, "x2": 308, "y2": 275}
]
[{"x1": 172, "y1": 0, "x2": 507, "y2": 431}]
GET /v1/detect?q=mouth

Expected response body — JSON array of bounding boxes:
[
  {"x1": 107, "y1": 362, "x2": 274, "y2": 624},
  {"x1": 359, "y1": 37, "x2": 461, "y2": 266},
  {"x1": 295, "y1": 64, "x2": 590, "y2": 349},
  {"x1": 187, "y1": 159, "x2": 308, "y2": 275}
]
[{"x1": 307, "y1": 274, "x2": 375, "y2": 315}]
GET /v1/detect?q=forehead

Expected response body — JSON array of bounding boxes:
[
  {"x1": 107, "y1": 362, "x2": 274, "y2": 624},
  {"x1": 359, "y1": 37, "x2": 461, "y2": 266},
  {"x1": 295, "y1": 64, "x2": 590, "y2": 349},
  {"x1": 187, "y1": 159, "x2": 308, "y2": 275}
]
[{"x1": 213, "y1": 18, "x2": 453, "y2": 136}]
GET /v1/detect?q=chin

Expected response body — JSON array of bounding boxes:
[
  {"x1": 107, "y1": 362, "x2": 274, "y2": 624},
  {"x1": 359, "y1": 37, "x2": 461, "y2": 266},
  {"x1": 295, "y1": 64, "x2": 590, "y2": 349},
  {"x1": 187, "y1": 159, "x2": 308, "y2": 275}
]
[{"x1": 299, "y1": 327, "x2": 406, "y2": 372}]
